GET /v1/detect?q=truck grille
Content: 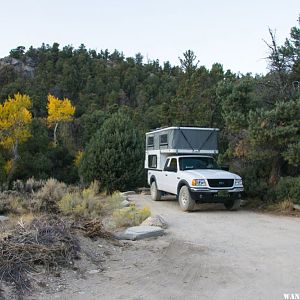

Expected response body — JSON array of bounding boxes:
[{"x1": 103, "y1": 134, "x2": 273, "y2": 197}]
[{"x1": 207, "y1": 179, "x2": 234, "y2": 188}]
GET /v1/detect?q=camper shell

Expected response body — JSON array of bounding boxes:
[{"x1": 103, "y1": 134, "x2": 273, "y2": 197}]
[{"x1": 145, "y1": 127, "x2": 219, "y2": 170}]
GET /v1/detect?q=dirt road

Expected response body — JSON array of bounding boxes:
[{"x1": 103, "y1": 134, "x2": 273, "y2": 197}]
[{"x1": 36, "y1": 195, "x2": 300, "y2": 300}]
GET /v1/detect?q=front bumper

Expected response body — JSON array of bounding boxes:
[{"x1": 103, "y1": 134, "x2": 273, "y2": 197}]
[{"x1": 189, "y1": 187, "x2": 244, "y2": 203}]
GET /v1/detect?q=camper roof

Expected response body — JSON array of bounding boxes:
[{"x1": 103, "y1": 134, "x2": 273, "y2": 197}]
[{"x1": 146, "y1": 126, "x2": 219, "y2": 135}]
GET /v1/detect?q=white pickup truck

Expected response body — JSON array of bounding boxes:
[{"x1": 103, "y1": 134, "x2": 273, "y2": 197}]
[
  {"x1": 148, "y1": 155, "x2": 244, "y2": 211},
  {"x1": 145, "y1": 127, "x2": 244, "y2": 211}
]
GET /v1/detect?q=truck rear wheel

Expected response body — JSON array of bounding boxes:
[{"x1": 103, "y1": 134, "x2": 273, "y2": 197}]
[
  {"x1": 178, "y1": 185, "x2": 195, "y2": 211},
  {"x1": 150, "y1": 181, "x2": 161, "y2": 201},
  {"x1": 224, "y1": 198, "x2": 241, "y2": 211}
]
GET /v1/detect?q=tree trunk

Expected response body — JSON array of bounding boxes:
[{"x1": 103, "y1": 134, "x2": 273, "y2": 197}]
[
  {"x1": 53, "y1": 122, "x2": 59, "y2": 145},
  {"x1": 6, "y1": 142, "x2": 18, "y2": 188},
  {"x1": 268, "y1": 157, "x2": 282, "y2": 186}
]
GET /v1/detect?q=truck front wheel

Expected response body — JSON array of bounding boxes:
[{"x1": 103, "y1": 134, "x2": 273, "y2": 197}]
[
  {"x1": 150, "y1": 181, "x2": 161, "y2": 201},
  {"x1": 224, "y1": 198, "x2": 241, "y2": 211},
  {"x1": 178, "y1": 185, "x2": 195, "y2": 212}
]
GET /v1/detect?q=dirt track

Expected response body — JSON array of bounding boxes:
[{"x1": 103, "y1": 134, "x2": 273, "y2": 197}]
[{"x1": 36, "y1": 195, "x2": 300, "y2": 300}]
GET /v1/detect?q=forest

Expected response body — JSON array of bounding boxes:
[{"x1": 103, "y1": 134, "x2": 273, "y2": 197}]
[{"x1": 0, "y1": 18, "x2": 299, "y2": 206}]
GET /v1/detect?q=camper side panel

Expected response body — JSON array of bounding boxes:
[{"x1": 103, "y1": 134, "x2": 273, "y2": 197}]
[{"x1": 172, "y1": 129, "x2": 218, "y2": 152}]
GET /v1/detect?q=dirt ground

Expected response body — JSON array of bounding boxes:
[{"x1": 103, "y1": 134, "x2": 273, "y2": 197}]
[{"x1": 28, "y1": 194, "x2": 300, "y2": 300}]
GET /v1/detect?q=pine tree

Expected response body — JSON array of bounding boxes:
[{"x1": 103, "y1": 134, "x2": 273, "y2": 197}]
[{"x1": 79, "y1": 112, "x2": 144, "y2": 194}]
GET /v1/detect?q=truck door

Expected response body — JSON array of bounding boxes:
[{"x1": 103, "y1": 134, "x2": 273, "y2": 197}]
[
  {"x1": 157, "y1": 158, "x2": 169, "y2": 192},
  {"x1": 162, "y1": 158, "x2": 180, "y2": 195}
]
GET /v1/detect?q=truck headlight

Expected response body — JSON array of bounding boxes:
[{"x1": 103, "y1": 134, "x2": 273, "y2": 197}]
[
  {"x1": 192, "y1": 179, "x2": 206, "y2": 187},
  {"x1": 235, "y1": 179, "x2": 243, "y2": 186}
]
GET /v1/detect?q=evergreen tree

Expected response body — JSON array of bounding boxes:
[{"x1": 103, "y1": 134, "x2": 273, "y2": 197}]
[{"x1": 79, "y1": 112, "x2": 144, "y2": 193}]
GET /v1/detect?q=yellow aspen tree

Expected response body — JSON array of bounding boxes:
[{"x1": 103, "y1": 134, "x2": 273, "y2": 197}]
[
  {"x1": 0, "y1": 93, "x2": 32, "y2": 183},
  {"x1": 47, "y1": 94, "x2": 76, "y2": 145}
]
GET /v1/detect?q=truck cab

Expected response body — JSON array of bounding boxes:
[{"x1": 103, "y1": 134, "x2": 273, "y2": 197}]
[{"x1": 145, "y1": 127, "x2": 244, "y2": 211}]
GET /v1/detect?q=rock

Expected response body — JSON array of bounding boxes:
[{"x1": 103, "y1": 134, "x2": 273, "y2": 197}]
[
  {"x1": 121, "y1": 199, "x2": 130, "y2": 207},
  {"x1": 121, "y1": 191, "x2": 136, "y2": 196},
  {"x1": 0, "y1": 216, "x2": 9, "y2": 222},
  {"x1": 294, "y1": 204, "x2": 300, "y2": 211},
  {"x1": 87, "y1": 269, "x2": 101, "y2": 274},
  {"x1": 117, "y1": 226, "x2": 164, "y2": 241},
  {"x1": 0, "y1": 56, "x2": 35, "y2": 77},
  {"x1": 141, "y1": 215, "x2": 168, "y2": 229}
]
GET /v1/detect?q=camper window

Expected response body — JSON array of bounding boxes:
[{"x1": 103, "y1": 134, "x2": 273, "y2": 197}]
[
  {"x1": 148, "y1": 155, "x2": 157, "y2": 168},
  {"x1": 147, "y1": 136, "x2": 154, "y2": 147},
  {"x1": 159, "y1": 134, "x2": 168, "y2": 146}
]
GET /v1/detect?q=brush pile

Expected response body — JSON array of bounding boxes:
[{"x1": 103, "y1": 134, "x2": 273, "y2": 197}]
[
  {"x1": 81, "y1": 218, "x2": 112, "y2": 239},
  {"x1": 0, "y1": 215, "x2": 80, "y2": 296}
]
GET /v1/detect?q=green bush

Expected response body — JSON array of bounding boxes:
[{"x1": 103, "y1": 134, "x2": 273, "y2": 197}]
[
  {"x1": 233, "y1": 162, "x2": 269, "y2": 199},
  {"x1": 79, "y1": 111, "x2": 144, "y2": 194},
  {"x1": 268, "y1": 176, "x2": 300, "y2": 204}
]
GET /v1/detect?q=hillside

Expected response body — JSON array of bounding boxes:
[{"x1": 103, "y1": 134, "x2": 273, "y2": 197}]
[{"x1": 0, "y1": 19, "x2": 299, "y2": 205}]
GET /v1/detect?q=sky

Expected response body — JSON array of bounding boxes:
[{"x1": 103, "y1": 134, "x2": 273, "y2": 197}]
[{"x1": 0, "y1": 0, "x2": 299, "y2": 74}]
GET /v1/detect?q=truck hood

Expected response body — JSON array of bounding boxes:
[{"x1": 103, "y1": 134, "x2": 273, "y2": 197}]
[{"x1": 182, "y1": 169, "x2": 241, "y2": 180}]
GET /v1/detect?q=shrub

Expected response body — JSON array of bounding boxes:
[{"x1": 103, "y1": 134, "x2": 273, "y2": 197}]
[
  {"x1": 0, "y1": 191, "x2": 29, "y2": 214},
  {"x1": 268, "y1": 176, "x2": 300, "y2": 204},
  {"x1": 33, "y1": 178, "x2": 67, "y2": 213},
  {"x1": 59, "y1": 184, "x2": 102, "y2": 218},
  {"x1": 79, "y1": 111, "x2": 144, "y2": 194},
  {"x1": 12, "y1": 180, "x2": 25, "y2": 193},
  {"x1": 104, "y1": 192, "x2": 123, "y2": 211},
  {"x1": 112, "y1": 204, "x2": 151, "y2": 227},
  {"x1": 25, "y1": 177, "x2": 45, "y2": 193}
]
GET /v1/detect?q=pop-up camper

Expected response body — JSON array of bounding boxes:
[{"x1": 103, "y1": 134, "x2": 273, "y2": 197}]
[{"x1": 144, "y1": 127, "x2": 244, "y2": 212}]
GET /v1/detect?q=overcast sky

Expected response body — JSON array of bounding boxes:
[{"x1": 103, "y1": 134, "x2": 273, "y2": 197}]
[{"x1": 0, "y1": 0, "x2": 299, "y2": 74}]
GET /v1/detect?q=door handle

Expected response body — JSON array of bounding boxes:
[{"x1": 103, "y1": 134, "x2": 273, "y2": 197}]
[{"x1": 165, "y1": 174, "x2": 168, "y2": 176}]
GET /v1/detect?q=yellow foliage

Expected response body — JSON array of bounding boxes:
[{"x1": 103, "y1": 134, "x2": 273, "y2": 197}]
[
  {"x1": 74, "y1": 150, "x2": 83, "y2": 167},
  {"x1": 4, "y1": 159, "x2": 12, "y2": 175},
  {"x1": 0, "y1": 93, "x2": 32, "y2": 149},
  {"x1": 112, "y1": 203, "x2": 151, "y2": 227},
  {"x1": 47, "y1": 94, "x2": 75, "y2": 124}
]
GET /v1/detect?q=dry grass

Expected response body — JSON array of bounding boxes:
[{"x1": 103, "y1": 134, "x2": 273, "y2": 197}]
[{"x1": 267, "y1": 198, "x2": 295, "y2": 212}]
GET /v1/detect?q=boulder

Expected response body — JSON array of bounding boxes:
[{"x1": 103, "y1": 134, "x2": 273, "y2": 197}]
[
  {"x1": 121, "y1": 199, "x2": 130, "y2": 207},
  {"x1": 121, "y1": 191, "x2": 136, "y2": 196},
  {"x1": 117, "y1": 226, "x2": 164, "y2": 240},
  {"x1": 141, "y1": 215, "x2": 168, "y2": 229},
  {"x1": 294, "y1": 204, "x2": 300, "y2": 211},
  {"x1": 0, "y1": 215, "x2": 9, "y2": 222}
]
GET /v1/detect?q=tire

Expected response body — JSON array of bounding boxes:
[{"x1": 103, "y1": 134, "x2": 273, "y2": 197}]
[
  {"x1": 224, "y1": 198, "x2": 241, "y2": 211},
  {"x1": 178, "y1": 185, "x2": 195, "y2": 212},
  {"x1": 150, "y1": 181, "x2": 161, "y2": 201}
]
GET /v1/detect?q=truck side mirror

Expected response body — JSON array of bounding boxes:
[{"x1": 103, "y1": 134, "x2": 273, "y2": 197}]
[{"x1": 220, "y1": 165, "x2": 229, "y2": 171}]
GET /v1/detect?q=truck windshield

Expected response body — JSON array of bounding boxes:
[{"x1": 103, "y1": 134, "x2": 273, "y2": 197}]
[{"x1": 179, "y1": 157, "x2": 220, "y2": 171}]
